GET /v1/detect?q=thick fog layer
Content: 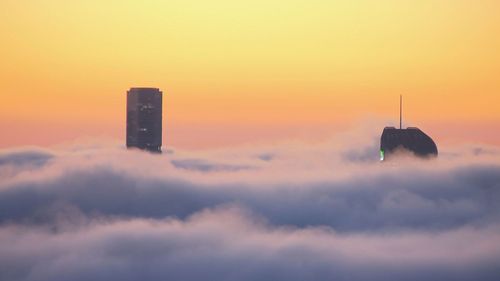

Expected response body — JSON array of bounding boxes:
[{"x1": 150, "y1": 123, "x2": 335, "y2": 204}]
[{"x1": 1, "y1": 135, "x2": 499, "y2": 281}]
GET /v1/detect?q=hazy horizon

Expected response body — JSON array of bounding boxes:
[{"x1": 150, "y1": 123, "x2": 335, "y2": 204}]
[{"x1": 1, "y1": 0, "x2": 500, "y2": 148}]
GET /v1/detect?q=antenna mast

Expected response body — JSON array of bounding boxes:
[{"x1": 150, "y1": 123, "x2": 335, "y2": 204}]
[{"x1": 399, "y1": 95, "x2": 402, "y2": 129}]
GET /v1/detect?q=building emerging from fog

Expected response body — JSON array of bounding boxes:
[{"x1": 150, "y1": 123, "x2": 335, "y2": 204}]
[
  {"x1": 126, "y1": 87, "x2": 163, "y2": 153},
  {"x1": 380, "y1": 96, "x2": 438, "y2": 160}
]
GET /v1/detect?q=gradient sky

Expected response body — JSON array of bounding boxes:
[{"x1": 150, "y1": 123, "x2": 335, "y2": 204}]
[{"x1": 1, "y1": 0, "x2": 499, "y2": 148}]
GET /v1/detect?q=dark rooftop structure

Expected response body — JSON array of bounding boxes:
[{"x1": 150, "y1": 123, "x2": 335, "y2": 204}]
[
  {"x1": 126, "y1": 87, "x2": 163, "y2": 153},
  {"x1": 380, "y1": 96, "x2": 438, "y2": 161}
]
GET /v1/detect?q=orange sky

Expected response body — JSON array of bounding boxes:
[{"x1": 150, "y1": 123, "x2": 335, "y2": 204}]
[{"x1": 1, "y1": 0, "x2": 499, "y2": 148}]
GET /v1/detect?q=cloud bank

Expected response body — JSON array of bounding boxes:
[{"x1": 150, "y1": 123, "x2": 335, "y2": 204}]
[{"x1": 1, "y1": 135, "x2": 500, "y2": 281}]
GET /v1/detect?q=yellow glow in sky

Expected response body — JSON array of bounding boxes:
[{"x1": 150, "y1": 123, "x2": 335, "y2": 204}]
[{"x1": 1, "y1": 0, "x2": 499, "y2": 148}]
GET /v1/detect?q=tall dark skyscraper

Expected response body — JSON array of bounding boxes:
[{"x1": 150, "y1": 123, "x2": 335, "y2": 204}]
[
  {"x1": 380, "y1": 96, "x2": 438, "y2": 161},
  {"x1": 126, "y1": 87, "x2": 163, "y2": 153}
]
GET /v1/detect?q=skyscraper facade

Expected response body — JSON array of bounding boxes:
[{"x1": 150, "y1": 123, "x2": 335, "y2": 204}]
[
  {"x1": 379, "y1": 96, "x2": 438, "y2": 161},
  {"x1": 126, "y1": 87, "x2": 163, "y2": 153}
]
